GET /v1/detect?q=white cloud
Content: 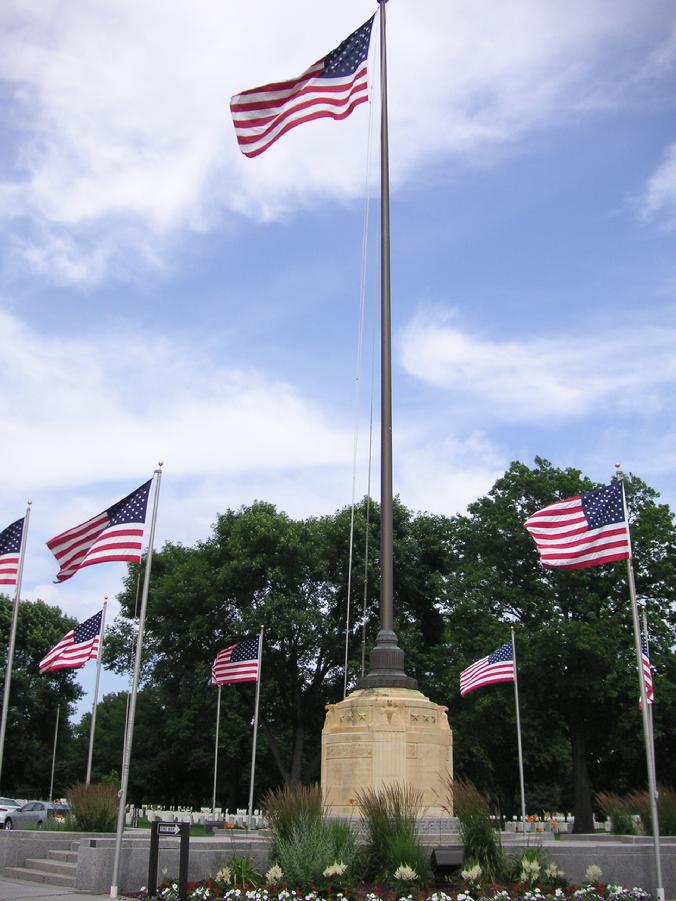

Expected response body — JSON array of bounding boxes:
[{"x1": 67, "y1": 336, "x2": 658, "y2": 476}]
[
  {"x1": 0, "y1": 0, "x2": 673, "y2": 282},
  {"x1": 640, "y1": 142, "x2": 676, "y2": 228},
  {"x1": 400, "y1": 309, "x2": 676, "y2": 421}
]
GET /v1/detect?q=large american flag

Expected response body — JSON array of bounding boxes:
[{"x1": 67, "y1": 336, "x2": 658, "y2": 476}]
[
  {"x1": 211, "y1": 635, "x2": 260, "y2": 685},
  {"x1": 460, "y1": 641, "x2": 514, "y2": 696},
  {"x1": 0, "y1": 518, "x2": 24, "y2": 587},
  {"x1": 230, "y1": 16, "x2": 374, "y2": 158},
  {"x1": 47, "y1": 481, "x2": 151, "y2": 583},
  {"x1": 39, "y1": 609, "x2": 103, "y2": 673},
  {"x1": 524, "y1": 482, "x2": 630, "y2": 570},
  {"x1": 641, "y1": 631, "x2": 654, "y2": 706}
]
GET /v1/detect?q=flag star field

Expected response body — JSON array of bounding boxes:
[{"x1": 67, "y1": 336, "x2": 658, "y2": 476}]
[{"x1": 1, "y1": 0, "x2": 676, "y2": 714}]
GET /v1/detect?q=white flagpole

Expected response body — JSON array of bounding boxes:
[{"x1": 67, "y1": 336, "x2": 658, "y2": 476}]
[
  {"x1": 511, "y1": 626, "x2": 527, "y2": 833},
  {"x1": 212, "y1": 685, "x2": 222, "y2": 816},
  {"x1": 86, "y1": 598, "x2": 108, "y2": 785},
  {"x1": 0, "y1": 502, "x2": 31, "y2": 788},
  {"x1": 49, "y1": 704, "x2": 60, "y2": 801},
  {"x1": 247, "y1": 626, "x2": 264, "y2": 823},
  {"x1": 110, "y1": 465, "x2": 163, "y2": 899},
  {"x1": 617, "y1": 469, "x2": 664, "y2": 901}
]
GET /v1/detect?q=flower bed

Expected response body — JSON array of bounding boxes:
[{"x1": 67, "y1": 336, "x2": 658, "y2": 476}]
[{"x1": 136, "y1": 884, "x2": 656, "y2": 901}]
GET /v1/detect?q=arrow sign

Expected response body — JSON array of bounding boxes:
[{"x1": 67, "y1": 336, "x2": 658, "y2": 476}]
[{"x1": 158, "y1": 822, "x2": 181, "y2": 835}]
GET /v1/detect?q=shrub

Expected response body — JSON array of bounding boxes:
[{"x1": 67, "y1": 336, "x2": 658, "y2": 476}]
[
  {"x1": 66, "y1": 782, "x2": 118, "y2": 832},
  {"x1": 355, "y1": 782, "x2": 431, "y2": 884},
  {"x1": 448, "y1": 777, "x2": 504, "y2": 881},
  {"x1": 261, "y1": 782, "x2": 323, "y2": 844},
  {"x1": 227, "y1": 855, "x2": 261, "y2": 887},
  {"x1": 627, "y1": 785, "x2": 676, "y2": 837},
  {"x1": 274, "y1": 812, "x2": 356, "y2": 889},
  {"x1": 596, "y1": 792, "x2": 637, "y2": 835}
]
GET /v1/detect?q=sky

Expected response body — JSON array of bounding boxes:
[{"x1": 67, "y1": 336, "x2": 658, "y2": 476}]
[{"x1": 2, "y1": 0, "x2": 676, "y2": 719}]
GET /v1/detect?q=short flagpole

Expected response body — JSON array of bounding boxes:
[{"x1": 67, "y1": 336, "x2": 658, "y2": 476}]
[
  {"x1": 617, "y1": 469, "x2": 664, "y2": 901},
  {"x1": 110, "y1": 465, "x2": 163, "y2": 899},
  {"x1": 511, "y1": 626, "x2": 527, "y2": 833},
  {"x1": 212, "y1": 685, "x2": 222, "y2": 816},
  {"x1": 0, "y1": 501, "x2": 31, "y2": 788},
  {"x1": 247, "y1": 627, "x2": 264, "y2": 824},
  {"x1": 86, "y1": 598, "x2": 108, "y2": 785},
  {"x1": 49, "y1": 704, "x2": 60, "y2": 801}
]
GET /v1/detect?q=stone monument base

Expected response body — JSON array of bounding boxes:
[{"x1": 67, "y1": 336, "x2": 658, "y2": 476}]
[{"x1": 321, "y1": 687, "x2": 453, "y2": 817}]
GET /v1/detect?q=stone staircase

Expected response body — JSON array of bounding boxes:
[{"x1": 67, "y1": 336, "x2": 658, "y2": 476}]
[{"x1": 4, "y1": 840, "x2": 79, "y2": 886}]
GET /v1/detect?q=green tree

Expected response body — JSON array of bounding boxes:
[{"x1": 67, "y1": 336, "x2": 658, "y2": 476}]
[{"x1": 0, "y1": 597, "x2": 83, "y2": 797}]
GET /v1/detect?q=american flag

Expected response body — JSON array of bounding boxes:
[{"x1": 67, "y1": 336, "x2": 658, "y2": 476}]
[
  {"x1": 524, "y1": 482, "x2": 630, "y2": 570},
  {"x1": 231, "y1": 16, "x2": 375, "y2": 158},
  {"x1": 211, "y1": 635, "x2": 260, "y2": 685},
  {"x1": 640, "y1": 631, "x2": 654, "y2": 706},
  {"x1": 460, "y1": 641, "x2": 514, "y2": 696},
  {"x1": 39, "y1": 609, "x2": 103, "y2": 673},
  {"x1": 47, "y1": 481, "x2": 151, "y2": 583},
  {"x1": 0, "y1": 518, "x2": 24, "y2": 587}
]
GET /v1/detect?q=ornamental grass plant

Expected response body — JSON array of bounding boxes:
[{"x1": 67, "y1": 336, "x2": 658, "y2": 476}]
[
  {"x1": 66, "y1": 782, "x2": 118, "y2": 832},
  {"x1": 354, "y1": 782, "x2": 432, "y2": 885},
  {"x1": 448, "y1": 777, "x2": 504, "y2": 882},
  {"x1": 626, "y1": 785, "x2": 676, "y2": 836},
  {"x1": 261, "y1": 782, "x2": 323, "y2": 844},
  {"x1": 595, "y1": 793, "x2": 637, "y2": 836}
]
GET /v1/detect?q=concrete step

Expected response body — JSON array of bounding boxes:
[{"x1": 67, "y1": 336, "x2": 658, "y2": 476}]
[
  {"x1": 3, "y1": 865, "x2": 76, "y2": 887},
  {"x1": 48, "y1": 848, "x2": 79, "y2": 863},
  {"x1": 23, "y1": 857, "x2": 77, "y2": 877}
]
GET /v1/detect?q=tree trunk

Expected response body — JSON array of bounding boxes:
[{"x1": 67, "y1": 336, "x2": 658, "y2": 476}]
[{"x1": 569, "y1": 715, "x2": 594, "y2": 833}]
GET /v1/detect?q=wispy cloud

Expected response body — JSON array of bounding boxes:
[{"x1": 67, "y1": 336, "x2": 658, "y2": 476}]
[
  {"x1": 640, "y1": 142, "x2": 676, "y2": 228},
  {"x1": 1, "y1": 0, "x2": 673, "y2": 283},
  {"x1": 400, "y1": 309, "x2": 676, "y2": 422}
]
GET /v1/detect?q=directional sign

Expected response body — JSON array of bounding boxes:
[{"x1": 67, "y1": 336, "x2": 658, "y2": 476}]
[{"x1": 157, "y1": 822, "x2": 181, "y2": 836}]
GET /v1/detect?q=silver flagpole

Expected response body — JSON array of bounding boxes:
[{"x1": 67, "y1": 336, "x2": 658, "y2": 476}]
[
  {"x1": 110, "y1": 465, "x2": 163, "y2": 899},
  {"x1": 617, "y1": 468, "x2": 664, "y2": 901},
  {"x1": 511, "y1": 627, "x2": 527, "y2": 833},
  {"x1": 86, "y1": 598, "x2": 108, "y2": 785},
  {"x1": 0, "y1": 502, "x2": 31, "y2": 788},
  {"x1": 247, "y1": 626, "x2": 264, "y2": 823},
  {"x1": 49, "y1": 704, "x2": 60, "y2": 801},
  {"x1": 212, "y1": 685, "x2": 221, "y2": 816}
]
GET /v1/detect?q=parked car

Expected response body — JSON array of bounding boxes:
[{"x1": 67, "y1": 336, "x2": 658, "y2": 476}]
[
  {"x1": 4, "y1": 801, "x2": 70, "y2": 830},
  {"x1": 0, "y1": 798, "x2": 21, "y2": 828}
]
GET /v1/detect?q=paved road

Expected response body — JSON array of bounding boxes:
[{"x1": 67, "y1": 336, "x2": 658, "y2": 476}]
[{"x1": 0, "y1": 874, "x2": 133, "y2": 900}]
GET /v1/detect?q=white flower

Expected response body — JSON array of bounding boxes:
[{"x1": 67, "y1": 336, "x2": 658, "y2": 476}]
[
  {"x1": 585, "y1": 864, "x2": 603, "y2": 883},
  {"x1": 265, "y1": 864, "x2": 284, "y2": 884},
  {"x1": 217, "y1": 866, "x2": 233, "y2": 884},
  {"x1": 322, "y1": 861, "x2": 347, "y2": 879},
  {"x1": 461, "y1": 864, "x2": 483, "y2": 883},
  {"x1": 393, "y1": 865, "x2": 419, "y2": 881}
]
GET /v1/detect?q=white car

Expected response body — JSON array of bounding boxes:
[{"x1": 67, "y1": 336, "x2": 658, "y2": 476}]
[{"x1": 0, "y1": 798, "x2": 21, "y2": 828}]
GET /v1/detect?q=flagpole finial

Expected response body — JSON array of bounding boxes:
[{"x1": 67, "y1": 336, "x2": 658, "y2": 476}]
[
  {"x1": 614, "y1": 462, "x2": 623, "y2": 480},
  {"x1": 158, "y1": 461, "x2": 164, "y2": 469}
]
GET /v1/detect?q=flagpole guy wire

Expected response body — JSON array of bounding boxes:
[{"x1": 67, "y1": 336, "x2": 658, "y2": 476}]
[
  {"x1": 0, "y1": 501, "x2": 30, "y2": 788},
  {"x1": 510, "y1": 626, "x2": 527, "y2": 834},
  {"x1": 86, "y1": 598, "x2": 108, "y2": 785},
  {"x1": 343, "y1": 35, "x2": 377, "y2": 699},
  {"x1": 110, "y1": 463, "x2": 163, "y2": 899},
  {"x1": 616, "y1": 465, "x2": 664, "y2": 901}
]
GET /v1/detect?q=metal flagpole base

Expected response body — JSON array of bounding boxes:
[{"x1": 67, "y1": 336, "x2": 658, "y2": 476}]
[{"x1": 357, "y1": 629, "x2": 417, "y2": 690}]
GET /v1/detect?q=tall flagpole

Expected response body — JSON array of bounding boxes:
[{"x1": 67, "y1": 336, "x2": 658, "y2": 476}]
[
  {"x1": 511, "y1": 627, "x2": 527, "y2": 833},
  {"x1": 86, "y1": 598, "x2": 108, "y2": 785},
  {"x1": 49, "y1": 704, "x2": 60, "y2": 801},
  {"x1": 111, "y1": 464, "x2": 163, "y2": 899},
  {"x1": 247, "y1": 627, "x2": 264, "y2": 823},
  {"x1": 360, "y1": 0, "x2": 415, "y2": 692},
  {"x1": 616, "y1": 468, "x2": 664, "y2": 901},
  {"x1": 0, "y1": 502, "x2": 31, "y2": 787},
  {"x1": 212, "y1": 685, "x2": 221, "y2": 816}
]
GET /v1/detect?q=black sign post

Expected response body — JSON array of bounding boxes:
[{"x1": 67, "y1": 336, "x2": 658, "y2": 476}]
[{"x1": 148, "y1": 821, "x2": 190, "y2": 900}]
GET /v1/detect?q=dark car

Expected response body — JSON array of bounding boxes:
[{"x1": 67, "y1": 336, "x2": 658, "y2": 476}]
[{"x1": 4, "y1": 801, "x2": 69, "y2": 830}]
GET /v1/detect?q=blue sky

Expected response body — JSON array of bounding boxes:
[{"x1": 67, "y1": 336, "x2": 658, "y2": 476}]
[{"x1": 2, "y1": 0, "x2": 676, "y2": 718}]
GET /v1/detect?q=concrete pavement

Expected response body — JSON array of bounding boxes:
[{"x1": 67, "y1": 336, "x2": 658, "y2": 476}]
[{"x1": 0, "y1": 874, "x2": 133, "y2": 900}]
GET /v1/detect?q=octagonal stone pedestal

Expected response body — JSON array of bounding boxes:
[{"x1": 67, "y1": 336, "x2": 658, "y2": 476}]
[{"x1": 321, "y1": 687, "x2": 453, "y2": 816}]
